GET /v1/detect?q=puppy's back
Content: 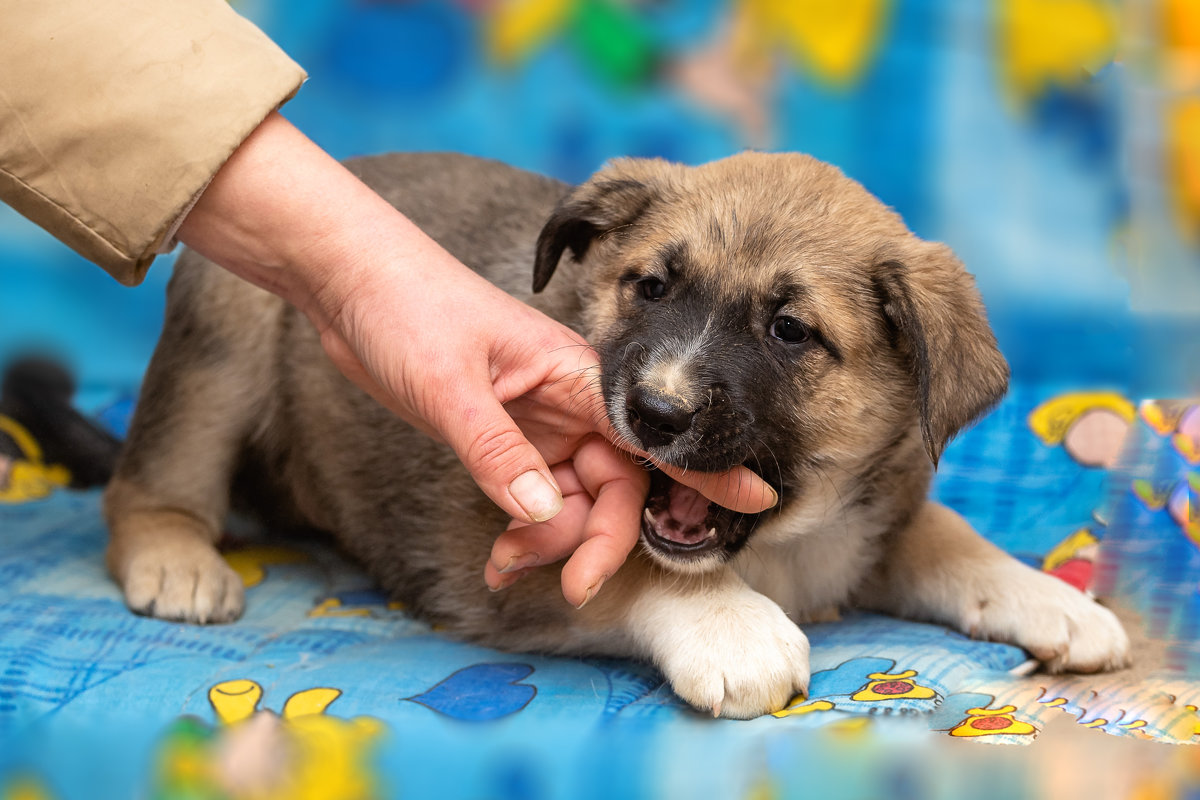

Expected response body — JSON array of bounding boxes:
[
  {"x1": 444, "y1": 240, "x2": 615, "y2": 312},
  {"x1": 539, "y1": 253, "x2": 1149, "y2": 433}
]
[{"x1": 345, "y1": 153, "x2": 571, "y2": 302}]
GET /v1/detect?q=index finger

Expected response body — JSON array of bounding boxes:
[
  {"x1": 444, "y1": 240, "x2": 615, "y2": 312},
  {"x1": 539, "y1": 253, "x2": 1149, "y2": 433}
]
[{"x1": 658, "y1": 463, "x2": 778, "y2": 515}]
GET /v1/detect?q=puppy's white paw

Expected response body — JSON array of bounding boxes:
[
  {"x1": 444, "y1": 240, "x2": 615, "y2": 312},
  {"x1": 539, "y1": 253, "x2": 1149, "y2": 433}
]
[
  {"x1": 960, "y1": 562, "x2": 1130, "y2": 673},
  {"x1": 121, "y1": 542, "x2": 245, "y2": 624},
  {"x1": 634, "y1": 583, "x2": 810, "y2": 719}
]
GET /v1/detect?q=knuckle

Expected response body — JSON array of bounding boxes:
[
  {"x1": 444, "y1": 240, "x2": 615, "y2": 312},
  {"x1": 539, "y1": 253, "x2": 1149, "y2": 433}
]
[{"x1": 463, "y1": 423, "x2": 530, "y2": 476}]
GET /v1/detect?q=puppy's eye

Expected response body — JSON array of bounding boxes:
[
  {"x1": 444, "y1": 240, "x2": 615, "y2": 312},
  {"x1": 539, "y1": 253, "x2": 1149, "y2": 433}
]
[
  {"x1": 769, "y1": 316, "x2": 810, "y2": 344},
  {"x1": 639, "y1": 277, "x2": 667, "y2": 302}
]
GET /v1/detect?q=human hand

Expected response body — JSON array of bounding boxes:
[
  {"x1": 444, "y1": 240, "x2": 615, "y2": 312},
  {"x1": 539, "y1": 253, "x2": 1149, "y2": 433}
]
[
  {"x1": 315, "y1": 251, "x2": 775, "y2": 607},
  {"x1": 178, "y1": 112, "x2": 777, "y2": 606}
]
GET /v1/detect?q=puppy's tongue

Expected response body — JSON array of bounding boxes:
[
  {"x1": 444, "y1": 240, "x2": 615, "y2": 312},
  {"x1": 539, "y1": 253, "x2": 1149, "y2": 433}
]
[
  {"x1": 645, "y1": 483, "x2": 714, "y2": 546},
  {"x1": 669, "y1": 483, "x2": 709, "y2": 526}
]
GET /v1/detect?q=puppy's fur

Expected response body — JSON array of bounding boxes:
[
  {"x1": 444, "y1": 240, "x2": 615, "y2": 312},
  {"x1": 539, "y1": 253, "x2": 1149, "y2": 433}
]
[{"x1": 105, "y1": 153, "x2": 1130, "y2": 718}]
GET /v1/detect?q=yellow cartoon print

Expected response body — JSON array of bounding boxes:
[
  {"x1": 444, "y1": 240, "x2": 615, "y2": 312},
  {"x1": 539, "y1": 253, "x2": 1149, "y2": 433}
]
[
  {"x1": 1133, "y1": 474, "x2": 1199, "y2": 541},
  {"x1": 1184, "y1": 704, "x2": 1200, "y2": 737},
  {"x1": 826, "y1": 716, "x2": 872, "y2": 737},
  {"x1": 1132, "y1": 479, "x2": 1171, "y2": 511},
  {"x1": 1137, "y1": 401, "x2": 1200, "y2": 464},
  {"x1": 850, "y1": 670, "x2": 937, "y2": 702},
  {"x1": 1174, "y1": 430, "x2": 1200, "y2": 465},
  {"x1": 309, "y1": 590, "x2": 406, "y2": 619},
  {"x1": 221, "y1": 546, "x2": 310, "y2": 588},
  {"x1": 1175, "y1": 475, "x2": 1199, "y2": 543},
  {"x1": 155, "y1": 679, "x2": 384, "y2": 800},
  {"x1": 771, "y1": 698, "x2": 835, "y2": 719},
  {"x1": 0, "y1": 415, "x2": 71, "y2": 503},
  {"x1": 1140, "y1": 400, "x2": 1193, "y2": 436},
  {"x1": 1028, "y1": 392, "x2": 1134, "y2": 468},
  {"x1": 949, "y1": 705, "x2": 1037, "y2": 738},
  {"x1": 1041, "y1": 528, "x2": 1099, "y2": 573}
]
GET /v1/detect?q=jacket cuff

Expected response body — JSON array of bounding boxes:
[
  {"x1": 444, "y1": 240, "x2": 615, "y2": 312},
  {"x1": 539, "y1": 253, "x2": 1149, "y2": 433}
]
[{"x1": 0, "y1": 0, "x2": 308, "y2": 285}]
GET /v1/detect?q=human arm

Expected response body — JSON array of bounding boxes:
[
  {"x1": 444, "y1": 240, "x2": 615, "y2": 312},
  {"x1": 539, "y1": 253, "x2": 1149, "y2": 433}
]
[
  {"x1": 0, "y1": 1, "x2": 777, "y2": 604},
  {"x1": 176, "y1": 111, "x2": 777, "y2": 605}
]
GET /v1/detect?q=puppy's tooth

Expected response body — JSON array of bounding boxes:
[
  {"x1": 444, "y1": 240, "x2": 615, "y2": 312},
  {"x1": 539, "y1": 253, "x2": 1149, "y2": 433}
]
[
  {"x1": 642, "y1": 509, "x2": 655, "y2": 527},
  {"x1": 705, "y1": 527, "x2": 717, "y2": 540}
]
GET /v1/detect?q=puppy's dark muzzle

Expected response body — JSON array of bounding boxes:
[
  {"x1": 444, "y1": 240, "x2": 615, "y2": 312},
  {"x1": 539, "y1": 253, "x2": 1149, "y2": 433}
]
[{"x1": 625, "y1": 384, "x2": 698, "y2": 448}]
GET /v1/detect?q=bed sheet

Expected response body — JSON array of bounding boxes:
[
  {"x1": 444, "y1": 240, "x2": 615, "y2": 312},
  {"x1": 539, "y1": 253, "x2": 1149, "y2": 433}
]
[{"x1": 2, "y1": 383, "x2": 1198, "y2": 799}]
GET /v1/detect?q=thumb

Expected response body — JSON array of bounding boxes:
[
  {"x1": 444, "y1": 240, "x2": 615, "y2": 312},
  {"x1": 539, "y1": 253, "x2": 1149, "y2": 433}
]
[{"x1": 439, "y1": 394, "x2": 564, "y2": 524}]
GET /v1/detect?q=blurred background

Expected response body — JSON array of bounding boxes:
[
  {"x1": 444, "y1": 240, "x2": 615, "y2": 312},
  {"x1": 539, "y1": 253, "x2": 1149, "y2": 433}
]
[
  {"x1": 0, "y1": 0, "x2": 1197, "y2": 402},
  {"x1": 2, "y1": 4, "x2": 1200, "y2": 795}
]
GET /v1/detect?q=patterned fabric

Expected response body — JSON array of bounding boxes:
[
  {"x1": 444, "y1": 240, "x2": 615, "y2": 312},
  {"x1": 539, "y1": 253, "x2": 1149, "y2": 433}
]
[{"x1": 2, "y1": 387, "x2": 1198, "y2": 799}]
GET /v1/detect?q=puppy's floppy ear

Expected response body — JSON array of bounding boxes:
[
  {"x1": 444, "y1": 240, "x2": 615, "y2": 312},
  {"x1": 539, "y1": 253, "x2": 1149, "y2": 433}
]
[
  {"x1": 874, "y1": 244, "x2": 1009, "y2": 466},
  {"x1": 533, "y1": 159, "x2": 674, "y2": 292}
]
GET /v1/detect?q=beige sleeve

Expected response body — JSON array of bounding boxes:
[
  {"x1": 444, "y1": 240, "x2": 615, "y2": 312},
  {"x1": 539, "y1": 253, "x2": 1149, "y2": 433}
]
[{"x1": 0, "y1": 0, "x2": 308, "y2": 285}]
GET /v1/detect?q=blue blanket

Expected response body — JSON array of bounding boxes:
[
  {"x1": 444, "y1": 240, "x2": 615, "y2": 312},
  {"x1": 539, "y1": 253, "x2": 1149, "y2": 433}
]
[{"x1": 2, "y1": 385, "x2": 1197, "y2": 800}]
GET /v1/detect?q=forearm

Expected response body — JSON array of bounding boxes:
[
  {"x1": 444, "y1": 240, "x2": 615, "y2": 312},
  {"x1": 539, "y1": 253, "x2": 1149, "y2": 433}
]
[{"x1": 176, "y1": 112, "x2": 489, "y2": 334}]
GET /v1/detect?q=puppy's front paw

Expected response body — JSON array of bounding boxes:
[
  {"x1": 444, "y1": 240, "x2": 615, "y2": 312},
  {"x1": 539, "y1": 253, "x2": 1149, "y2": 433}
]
[
  {"x1": 639, "y1": 588, "x2": 810, "y2": 719},
  {"x1": 120, "y1": 540, "x2": 245, "y2": 624},
  {"x1": 962, "y1": 562, "x2": 1130, "y2": 673}
]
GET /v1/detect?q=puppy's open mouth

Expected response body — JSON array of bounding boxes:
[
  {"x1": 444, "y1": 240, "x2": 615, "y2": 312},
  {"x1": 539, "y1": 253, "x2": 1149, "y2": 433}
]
[{"x1": 641, "y1": 469, "x2": 738, "y2": 560}]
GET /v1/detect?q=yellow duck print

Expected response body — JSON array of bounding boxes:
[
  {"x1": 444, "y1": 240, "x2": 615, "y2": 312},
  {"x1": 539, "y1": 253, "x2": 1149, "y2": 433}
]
[
  {"x1": 208, "y1": 679, "x2": 383, "y2": 800},
  {"x1": 770, "y1": 698, "x2": 835, "y2": 719},
  {"x1": 155, "y1": 679, "x2": 384, "y2": 800},
  {"x1": 850, "y1": 670, "x2": 937, "y2": 702},
  {"x1": 949, "y1": 705, "x2": 1037, "y2": 738}
]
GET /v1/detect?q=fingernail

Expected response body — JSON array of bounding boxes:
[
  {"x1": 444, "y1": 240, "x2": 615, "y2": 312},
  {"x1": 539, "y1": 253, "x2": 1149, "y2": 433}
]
[
  {"x1": 575, "y1": 573, "x2": 608, "y2": 610},
  {"x1": 763, "y1": 483, "x2": 779, "y2": 507},
  {"x1": 509, "y1": 471, "x2": 563, "y2": 522},
  {"x1": 488, "y1": 571, "x2": 524, "y2": 592},
  {"x1": 499, "y1": 553, "x2": 540, "y2": 574}
]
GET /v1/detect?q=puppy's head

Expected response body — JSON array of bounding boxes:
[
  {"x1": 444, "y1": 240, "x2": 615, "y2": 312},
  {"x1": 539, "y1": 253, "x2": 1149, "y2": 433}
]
[{"x1": 534, "y1": 153, "x2": 1008, "y2": 572}]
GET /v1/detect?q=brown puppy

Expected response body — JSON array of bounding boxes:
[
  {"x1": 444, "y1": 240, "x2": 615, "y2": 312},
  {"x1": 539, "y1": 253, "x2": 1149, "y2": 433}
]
[{"x1": 105, "y1": 152, "x2": 1130, "y2": 719}]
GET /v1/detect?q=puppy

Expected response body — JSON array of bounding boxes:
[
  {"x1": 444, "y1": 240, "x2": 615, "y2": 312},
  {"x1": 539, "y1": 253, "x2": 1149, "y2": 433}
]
[{"x1": 105, "y1": 152, "x2": 1130, "y2": 719}]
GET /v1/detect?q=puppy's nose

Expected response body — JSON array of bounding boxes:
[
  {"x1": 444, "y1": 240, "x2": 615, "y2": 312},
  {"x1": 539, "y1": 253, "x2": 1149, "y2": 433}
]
[{"x1": 626, "y1": 384, "x2": 696, "y2": 447}]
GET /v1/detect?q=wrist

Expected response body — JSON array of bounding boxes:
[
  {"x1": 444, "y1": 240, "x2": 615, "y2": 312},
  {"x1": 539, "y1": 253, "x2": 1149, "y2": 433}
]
[{"x1": 176, "y1": 111, "x2": 383, "y2": 323}]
